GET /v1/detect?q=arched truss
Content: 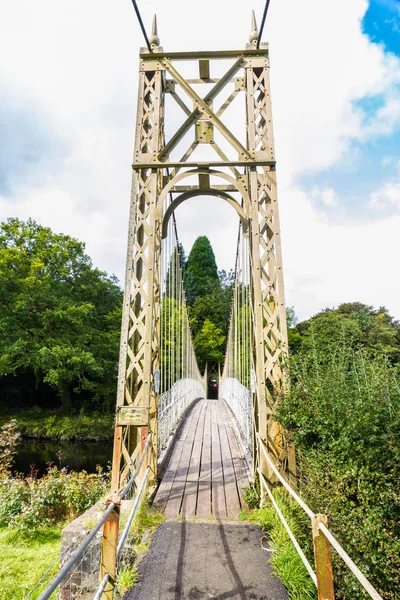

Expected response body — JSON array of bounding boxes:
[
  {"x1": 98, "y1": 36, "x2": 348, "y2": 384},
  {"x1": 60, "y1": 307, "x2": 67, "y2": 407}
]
[{"x1": 161, "y1": 188, "x2": 249, "y2": 239}]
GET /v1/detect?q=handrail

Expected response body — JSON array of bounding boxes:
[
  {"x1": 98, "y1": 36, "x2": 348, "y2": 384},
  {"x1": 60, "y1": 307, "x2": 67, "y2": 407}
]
[
  {"x1": 256, "y1": 435, "x2": 384, "y2": 600},
  {"x1": 120, "y1": 433, "x2": 152, "y2": 498},
  {"x1": 37, "y1": 434, "x2": 152, "y2": 600},
  {"x1": 318, "y1": 523, "x2": 383, "y2": 600},
  {"x1": 258, "y1": 469, "x2": 317, "y2": 585},
  {"x1": 92, "y1": 574, "x2": 110, "y2": 600},
  {"x1": 37, "y1": 501, "x2": 117, "y2": 600},
  {"x1": 257, "y1": 433, "x2": 315, "y2": 518},
  {"x1": 117, "y1": 466, "x2": 150, "y2": 558}
]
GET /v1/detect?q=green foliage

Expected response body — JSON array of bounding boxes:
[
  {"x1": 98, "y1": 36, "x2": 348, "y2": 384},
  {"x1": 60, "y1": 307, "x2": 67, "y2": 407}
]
[
  {"x1": 0, "y1": 419, "x2": 20, "y2": 473},
  {"x1": 289, "y1": 302, "x2": 400, "y2": 362},
  {"x1": 184, "y1": 236, "x2": 220, "y2": 305},
  {"x1": 0, "y1": 218, "x2": 122, "y2": 410},
  {"x1": 193, "y1": 319, "x2": 226, "y2": 372},
  {"x1": 189, "y1": 286, "x2": 232, "y2": 338},
  {"x1": 242, "y1": 476, "x2": 260, "y2": 509},
  {"x1": 116, "y1": 566, "x2": 139, "y2": 596},
  {"x1": 0, "y1": 465, "x2": 108, "y2": 532},
  {"x1": 278, "y1": 306, "x2": 400, "y2": 599},
  {"x1": 0, "y1": 407, "x2": 113, "y2": 440},
  {"x1": 246, "y1": 490, "x2": 316, "y2": 600}
]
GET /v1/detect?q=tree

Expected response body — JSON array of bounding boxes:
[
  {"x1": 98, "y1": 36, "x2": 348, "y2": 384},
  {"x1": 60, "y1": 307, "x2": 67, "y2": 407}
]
[
  {"x1": 189, "y1": 287, "x2": 232, "y2": 338},
  {"x1": 184, "y1": 236, "x2": 220, "y2": 305},
  {"x1": 193, "y1": 319, "x2": 226, "y2": 372},
  {"x1": 289, "y1": 302, "x2": 400, "y2": 361},
  {"x1": 0, "y1": 218, "x2": 122, "y2": 410}
]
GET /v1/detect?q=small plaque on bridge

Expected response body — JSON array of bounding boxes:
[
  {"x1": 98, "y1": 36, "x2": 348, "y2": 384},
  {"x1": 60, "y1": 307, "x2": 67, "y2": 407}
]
[{"x1": 116, "y1": 406, "x2": 148, "y2": 426}]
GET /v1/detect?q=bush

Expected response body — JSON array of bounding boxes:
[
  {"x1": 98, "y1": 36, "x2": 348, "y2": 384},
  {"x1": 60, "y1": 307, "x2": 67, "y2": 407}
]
[
  {"x1": 0, "y1": 466, "x2": 108, "y2": 533},
  {"x1": 0, "y1": 419, "x2": 20, "y2": 473},
  {"x1": 277, "y1": 330, "x2": 400, "y2": 599}
]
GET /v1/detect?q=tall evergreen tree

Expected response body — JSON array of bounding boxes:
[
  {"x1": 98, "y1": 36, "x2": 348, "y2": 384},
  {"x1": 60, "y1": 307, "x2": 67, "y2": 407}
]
[{"x1": 184, "y1": 236, "x2": 220, "y2": 305}]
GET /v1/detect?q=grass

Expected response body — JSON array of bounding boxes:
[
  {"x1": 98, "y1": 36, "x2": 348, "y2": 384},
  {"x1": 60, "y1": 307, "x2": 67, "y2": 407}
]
[
  {"x1": 0, "y1": 526, "x2": 62, "y2": 600},
  {"x1": 116, "y1": 566, "x2": 139, "y2": 596},
  {"x1": 0, "y1": 492, "x2": 163, "y2": 600},
  {"x1": 0, "y1": 407, "x2": 114, "y2": 441},
  {"x1": 242, "y1": 489, "x2": 317, "y2": 600}
]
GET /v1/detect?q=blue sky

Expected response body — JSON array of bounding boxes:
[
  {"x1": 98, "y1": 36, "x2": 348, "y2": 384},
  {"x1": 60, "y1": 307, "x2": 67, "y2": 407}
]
[
  {"x1": 298, "y1": 0, "x2": 400, "y2": 222},
  {"x1": 363, "y1": 0, "x2": 400, "y2": 55},
  {"x1": 0, "y1": 0, "x2": 400, "y2": 320}
]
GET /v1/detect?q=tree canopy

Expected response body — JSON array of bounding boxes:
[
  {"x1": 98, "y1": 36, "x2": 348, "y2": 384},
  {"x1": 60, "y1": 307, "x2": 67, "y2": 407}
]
[
  {"x1": 0, "y1": 218, "x2": 122, "y2": 410},
  {"x1": 184, "y1": 236, "x2": 220, "y2": 305}
]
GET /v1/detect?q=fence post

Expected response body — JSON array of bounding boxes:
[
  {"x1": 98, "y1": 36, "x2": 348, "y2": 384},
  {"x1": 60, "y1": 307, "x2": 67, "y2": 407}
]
[
  {"x1": 312, "y1": 514, "x2": 335, "y2": 600},
  {"x1": 100, "y1": 496, "x2": 121, "y2": 600}
]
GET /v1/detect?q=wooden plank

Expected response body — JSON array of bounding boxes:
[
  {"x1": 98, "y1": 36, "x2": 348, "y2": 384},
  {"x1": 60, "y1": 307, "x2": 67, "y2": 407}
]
[
  {"x1": 210, "y1": 400, "x2": 227, "y2": 520},
  {"x1": 163, "y1": 401, "x2": 204, "y2": 518},
  {"x1": 153, "y1": 401, "x2": 201, "y2": 511},
  {"x1": 180, "y1": 401, "x2": 207, "y2": 519},
  {"x1": 217, "y1": 402, "x2": 241, "y2": 520},
  {"x1": 195, "y1": 400, "x2": 212, "y2": 519},
  {"x1": 220, "y1": 401, "x2": 250, "y2": 503}
]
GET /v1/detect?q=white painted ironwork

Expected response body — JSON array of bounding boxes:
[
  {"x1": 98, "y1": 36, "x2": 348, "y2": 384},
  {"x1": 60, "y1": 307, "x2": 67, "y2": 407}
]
[
  {"x1": 220, "y1": 377, "x2": 252, "y2": 456},
  {"x1": 158, "y1": 378, "x2": 205, "y2": 456}
]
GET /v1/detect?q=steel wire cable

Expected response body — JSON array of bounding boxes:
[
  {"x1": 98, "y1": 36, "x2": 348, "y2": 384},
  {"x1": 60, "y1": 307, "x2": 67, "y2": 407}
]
[
  {"x1": 257, "y1": 0, "x2": 271, "y2": 49},
  {"x1": 128, "y1": 0, "x2": 152, "y2": 52}
]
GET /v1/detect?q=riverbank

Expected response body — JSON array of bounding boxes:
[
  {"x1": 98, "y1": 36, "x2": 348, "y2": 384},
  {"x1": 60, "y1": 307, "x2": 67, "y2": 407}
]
[{"x1": 0, "y1": 407, "x2": 114, "y2": 441}]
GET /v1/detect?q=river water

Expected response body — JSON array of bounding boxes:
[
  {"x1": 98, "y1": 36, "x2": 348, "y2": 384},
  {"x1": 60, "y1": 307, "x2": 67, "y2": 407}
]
[{"x1": 13, "y1": 438, "x2": 112, "y2": 476}]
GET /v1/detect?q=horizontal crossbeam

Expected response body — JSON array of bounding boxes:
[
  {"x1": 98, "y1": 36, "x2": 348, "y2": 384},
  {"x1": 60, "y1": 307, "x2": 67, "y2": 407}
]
[
  {"x1": 140, "y1": 48, "x2": 268, "y2": 60},
  {"x1": 132, "y1": 160, "x2": 276, "y2": 170}
]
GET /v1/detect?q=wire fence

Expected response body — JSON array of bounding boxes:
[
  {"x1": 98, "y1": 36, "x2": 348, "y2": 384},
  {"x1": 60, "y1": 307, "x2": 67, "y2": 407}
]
[{"x1": 27, "y1": 437, "x2": 152, "y2": 600}]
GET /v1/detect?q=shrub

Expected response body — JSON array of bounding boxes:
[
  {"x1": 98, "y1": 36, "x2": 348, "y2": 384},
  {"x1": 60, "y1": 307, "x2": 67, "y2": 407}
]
[
  {"x1": 0, "y1": 420, "x2": 20, "y2": 473},
  {"x1": 276, "y1": 333, "x2": 400, "y2": 599},
  {"x1": 0, "y1": 466, "x2": 108, "y2": 533}
]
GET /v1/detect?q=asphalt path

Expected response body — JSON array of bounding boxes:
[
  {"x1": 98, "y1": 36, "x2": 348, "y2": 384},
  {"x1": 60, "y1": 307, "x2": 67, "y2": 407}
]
[{"x1": 123, "y1": 521, "x2": 288, "y2": 600}]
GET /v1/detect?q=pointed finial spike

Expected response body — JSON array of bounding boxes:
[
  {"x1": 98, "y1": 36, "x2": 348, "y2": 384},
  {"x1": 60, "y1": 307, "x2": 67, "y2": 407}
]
[
  {"x1": 249, "y1": 9, "x2": 258, "y2": 43},
  {"x1": 152, "y1": 14, "x2": 158, "y2": 37},
  {"x1": 149, "y1": 14, "x2": 160, "y2": 47}
]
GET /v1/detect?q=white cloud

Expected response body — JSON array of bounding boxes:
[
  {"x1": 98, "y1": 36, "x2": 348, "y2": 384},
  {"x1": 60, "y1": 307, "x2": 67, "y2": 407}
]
[
  {"x1": 280, "y1": 186, "x2": 400, "y2": 321},
  {"x1": 369, "y1": 180, "x2": 400, "y2": 210},
  {"x1": 1, "y1": 0, "x2": 400, "y2": 319},
  {"x1": 310, "y1": 187, "x2": 338, "y2": 207}
]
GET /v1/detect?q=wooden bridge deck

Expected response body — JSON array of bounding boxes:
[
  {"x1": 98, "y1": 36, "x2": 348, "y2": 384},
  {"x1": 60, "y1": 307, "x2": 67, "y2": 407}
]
[{"x1": 154, "y1": 399, "x2": 250, "y2": 520}]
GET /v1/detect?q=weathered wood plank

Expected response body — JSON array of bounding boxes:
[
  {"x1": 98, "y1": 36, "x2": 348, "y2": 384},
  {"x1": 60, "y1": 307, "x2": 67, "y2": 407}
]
[
  {"x1": 217, "y1": 403, "x2": 241, "y2": 520},
  {"x1": 154, "y1": 401, "x2": 201, "y2": 511},
  {"x1": 195, "y1": 400, "x2": 212, "y2": 518},
  {"x1": 180, "y1": 400, "x2": 207, "y2": 519},
  {"x1": 210, "y1": 400, "x2": 227, "y2": 519},
  {"x1": 220, "y1": 401, "x2": 251, "y2": 500},
  {"x1": 163, "y1": 400, "x2": 204, "y2": 518}
]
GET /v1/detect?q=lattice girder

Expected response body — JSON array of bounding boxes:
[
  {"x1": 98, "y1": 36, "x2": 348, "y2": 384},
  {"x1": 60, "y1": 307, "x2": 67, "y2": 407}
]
[{"x1": 112, "y1": 42, "x2": 294, "y2": 493}]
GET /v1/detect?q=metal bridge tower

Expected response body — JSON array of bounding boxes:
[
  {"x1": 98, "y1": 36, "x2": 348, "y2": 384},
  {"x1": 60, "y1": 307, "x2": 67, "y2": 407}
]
[{"x1": 111, "y1": 16, "x2": 292, "y2": 493}]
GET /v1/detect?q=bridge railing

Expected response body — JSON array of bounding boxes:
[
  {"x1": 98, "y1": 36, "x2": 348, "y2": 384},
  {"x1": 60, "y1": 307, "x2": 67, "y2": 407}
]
[
  {"x1": 34, "y1": 435, "x2": 152, "y2": 600},
  {"x1": 219, "y1": 377, "x2": 252, "y2": 457},
  {"x1": 158, "y1": 377, "x2": 205, "y2": 457},
  {"x1": 256, "y1": 435, "x2": 384, "y2": 600}
]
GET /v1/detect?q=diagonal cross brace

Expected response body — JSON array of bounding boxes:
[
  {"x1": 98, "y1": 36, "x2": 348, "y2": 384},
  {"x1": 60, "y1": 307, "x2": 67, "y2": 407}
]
[{"x1": 159, "y1": 56, "x2": 251, "y2": 161}]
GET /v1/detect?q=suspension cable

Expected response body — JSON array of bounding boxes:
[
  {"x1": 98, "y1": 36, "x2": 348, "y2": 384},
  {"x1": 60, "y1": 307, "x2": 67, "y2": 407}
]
[
  {"x1": 128, "y1": 0, "x2": 152, "y2": 52},
  {"x1": 257, "y1": 0, "x2": 271, "y2": 49}
]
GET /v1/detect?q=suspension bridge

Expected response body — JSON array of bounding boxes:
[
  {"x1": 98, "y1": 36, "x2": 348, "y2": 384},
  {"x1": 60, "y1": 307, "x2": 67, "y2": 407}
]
[{"x1": 31, "y1": 5, "x2": 385, "y2": 600}]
